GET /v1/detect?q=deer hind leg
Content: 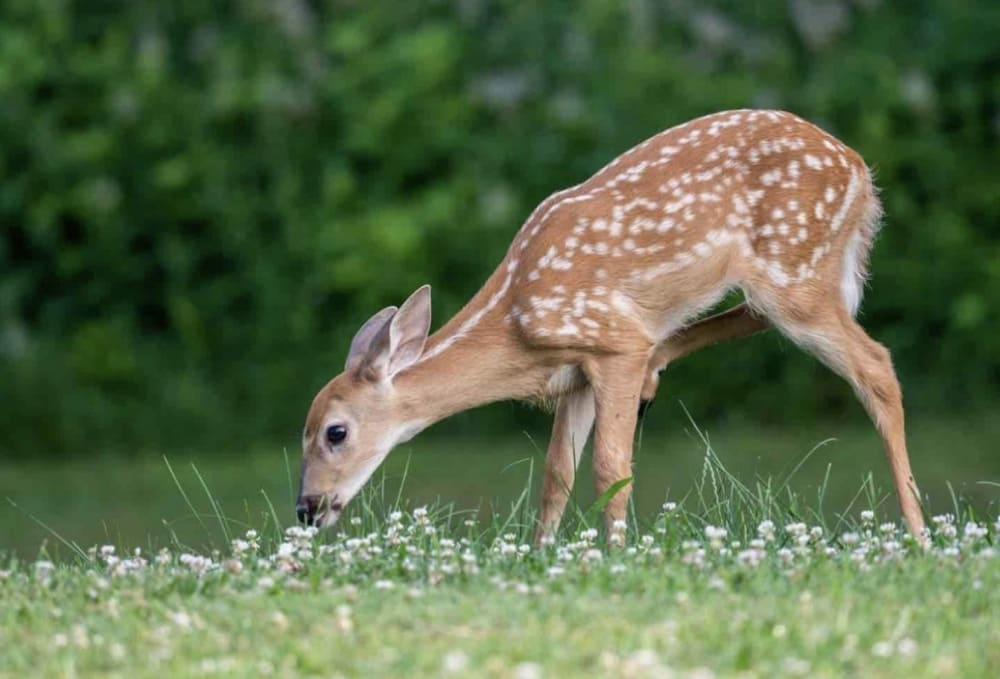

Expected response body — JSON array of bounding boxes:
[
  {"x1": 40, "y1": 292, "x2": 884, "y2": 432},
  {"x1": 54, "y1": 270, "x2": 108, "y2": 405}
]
[
  {"x1": 761, "y1": 300, "x2": 925, "y2": 538},
  {"x1": 639, "y1": 303, "x2": 770, "y2": 415},
  {"x1": 535, "y1": 386, "x2": 595, "y2": 547},
  {"x1": 585, "y1": 352, "x2": 650, "y2": 544}
]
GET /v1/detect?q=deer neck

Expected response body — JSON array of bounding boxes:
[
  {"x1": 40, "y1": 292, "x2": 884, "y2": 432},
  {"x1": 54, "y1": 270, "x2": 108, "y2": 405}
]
[{"x1": 394, "y1": 297, "x2": 547, "y2": 431}]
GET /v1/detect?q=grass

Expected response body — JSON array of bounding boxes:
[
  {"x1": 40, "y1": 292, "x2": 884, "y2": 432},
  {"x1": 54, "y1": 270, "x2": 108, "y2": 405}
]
[
  {"x1": 1, "y1": 414, "x2": 999, "y2": 678},
  {"x1": 3, "y1": 410, "x2": 999, "y2": 559}
]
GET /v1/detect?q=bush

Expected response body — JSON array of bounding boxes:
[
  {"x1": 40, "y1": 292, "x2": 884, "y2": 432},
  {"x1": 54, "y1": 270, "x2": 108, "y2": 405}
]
[{"x1": 2, "y1": 0, "x2": 999, "y2": 456}]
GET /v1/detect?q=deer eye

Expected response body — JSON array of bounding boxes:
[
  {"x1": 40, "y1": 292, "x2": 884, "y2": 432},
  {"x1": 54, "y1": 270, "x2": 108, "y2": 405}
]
[{"x1": 326, "y1": 424, "x2": 348, "y2": 447}]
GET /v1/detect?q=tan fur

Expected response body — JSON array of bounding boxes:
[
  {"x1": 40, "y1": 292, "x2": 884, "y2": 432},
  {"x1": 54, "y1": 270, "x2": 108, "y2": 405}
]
[{"x1": 300, "y1": 110, "x2": 925, "y2": 542}]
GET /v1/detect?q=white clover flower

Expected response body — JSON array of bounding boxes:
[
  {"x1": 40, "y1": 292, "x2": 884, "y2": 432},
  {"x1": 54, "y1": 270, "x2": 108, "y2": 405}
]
[
  {"x1": 681, "y1": 548, "x2": 706, "y2": 568},
  {"x1": 580, "y1": 528, "x2": 598, "y2": 542},
  {"x1": 860, "y1": 510, "x2": 875, "y2": 525},
  {"x1": 737, "y1": 548, "x2": 764, "y2": 568},
  {"x1": 879, "y1": 522, "x2": 897, "y2": 534},
  {"x1": 705, "y1": 525, "x2": 728, "y2": 550},
  {"x1": 612, "y1": 519, "x2": 628, "y2": 532},
  {"x1": 609, "y1": 563, "x2": 627, "y2": 575},
  {"x1": 168, "y1": 611, "x2": 193, "y2": 629},
  {"x1": 71, "y1": 624, "x2": 90, "y2": 649},
  {"x1": 785, "y1": 522, "x2": 807, "y2": 537},
  {"x1": 881, "y1": 540, "x2": 902, "y2": 556},
  {"x1": 350, "y1": 516, "x2": 362, "y2": 526},
  {"x1": 932, "y1": 515, "x2": 958, "y2": 539},
  {"x1": 179, "y1": 553, "x2": 214, "y2": 574},
  {"x1": 757, "y1": 520, "x2": 776, "y2": 541},
  {"x1": 897, "y1": 638, "x2": 918, "y2": 657},
  {"x1": 963, "y1": 522, "x2": 987, "y2": 541},
  {"x1": 782, "y1": 657, "x2": 810, "y2": 675},
  {"x1": 841, "y1": 532, "x2": 859, "y2": 545},
  {"x1": 662, "y1": 501, "x2": 677, "y2": 512},
  {"x1": 513, "y1": 661, "x2": 543, "y2": 679},
  {"x1": 705, "y1": 525, "x2": 727, "y2": 540},
  {"x1": 374, "y1": 579, "x2": 395, "y2": 590},
  {"x1": 442, "y1": 650, "x2": 469, "y2": 674},
  {"x1": 872, "y1": 640, "x2": 894, "y2": 657},
  {"x1": 100, "y1": 545, "x2": 116, "y2": 557},
  {"x1": 583, "y1": 548, "x2": 603, "y2": 562}
]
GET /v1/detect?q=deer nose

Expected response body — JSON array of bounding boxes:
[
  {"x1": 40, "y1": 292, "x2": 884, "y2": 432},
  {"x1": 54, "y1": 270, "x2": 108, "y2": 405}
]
[
  {"x1": 296, "y1": 494, "x2": 344, "y2": 525},
  {"x1": 296, "y1": 495, "x2": 319, "y2": 526}
]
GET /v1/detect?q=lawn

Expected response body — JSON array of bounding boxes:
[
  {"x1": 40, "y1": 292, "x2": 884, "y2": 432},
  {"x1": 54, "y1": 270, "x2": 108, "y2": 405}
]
[
  {"x1": 2, "y1": 411, "x2": 999, "y2": 559},
  {"x1": 1, "y1": 412, "x2": 998, "y2": 677},
  {"x1": 1, "y1": 492, "x2": 997, "y2": 677}
]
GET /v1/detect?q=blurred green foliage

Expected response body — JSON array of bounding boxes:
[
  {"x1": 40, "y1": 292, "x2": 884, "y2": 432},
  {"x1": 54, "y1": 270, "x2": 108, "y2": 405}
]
[{"x1": 1, "y1": 0, "x2": 999, "y2": 456}]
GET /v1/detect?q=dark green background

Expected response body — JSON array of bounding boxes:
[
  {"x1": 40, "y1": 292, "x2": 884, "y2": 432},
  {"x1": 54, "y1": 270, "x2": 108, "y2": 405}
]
[{"x1": 2, "y1": 0, "x2": 999, "y2": 458}]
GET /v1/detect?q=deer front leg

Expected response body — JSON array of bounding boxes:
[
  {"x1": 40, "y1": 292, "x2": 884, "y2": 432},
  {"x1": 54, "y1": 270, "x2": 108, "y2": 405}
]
[
  {"x1": 640, "y1": 303, "x2": 770, "y2": 412},
  {"x1": 586, "y1": 352, "x2": 650, "y2": 544},
  {"x1": 535, "y1": 386, "x2": 595, "y2": 547}
]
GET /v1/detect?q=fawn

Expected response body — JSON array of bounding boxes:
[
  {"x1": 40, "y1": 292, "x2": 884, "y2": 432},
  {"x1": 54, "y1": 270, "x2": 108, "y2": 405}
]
[{"x1": 297, "y1": 109, "x2": 925, "y2": 544}]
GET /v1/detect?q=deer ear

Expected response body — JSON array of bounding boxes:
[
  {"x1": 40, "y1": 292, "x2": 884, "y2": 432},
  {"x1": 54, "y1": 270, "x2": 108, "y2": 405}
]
[
  {"x1": 345, "y1": 306, "x2": 398, "y2": 372},
  {"x1": 358, "y1": 286, "x2": 432, "y2": 381},
  {"x1": 387, "y1": 285, "x2": 432, "y2": 376}
]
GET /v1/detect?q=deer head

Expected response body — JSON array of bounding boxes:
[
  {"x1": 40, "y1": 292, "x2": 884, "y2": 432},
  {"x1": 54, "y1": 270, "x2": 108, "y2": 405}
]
[{"x1": 297, "y1": 285, "x2": 432, "y2": 527}]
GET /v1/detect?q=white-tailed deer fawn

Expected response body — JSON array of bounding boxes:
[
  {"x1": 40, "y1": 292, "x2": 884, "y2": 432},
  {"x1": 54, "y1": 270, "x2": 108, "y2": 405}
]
[{"x1": 298, "y1": 109, "x2": 925, "y2": 543}]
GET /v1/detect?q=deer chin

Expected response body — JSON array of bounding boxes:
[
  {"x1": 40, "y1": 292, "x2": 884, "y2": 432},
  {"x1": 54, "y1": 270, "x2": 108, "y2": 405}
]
[{"x1": 312, "y1": 507, "x2": 342, "y2": 529}]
